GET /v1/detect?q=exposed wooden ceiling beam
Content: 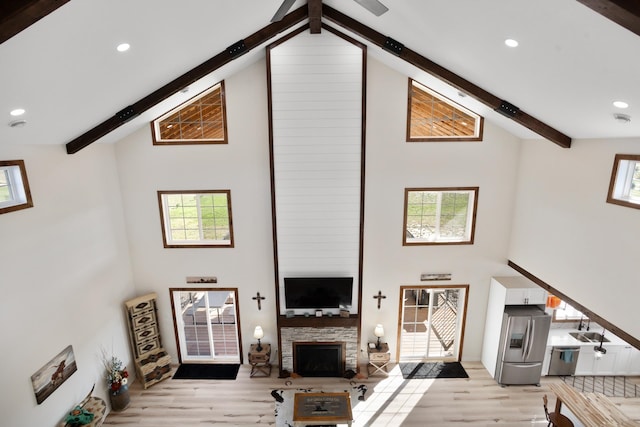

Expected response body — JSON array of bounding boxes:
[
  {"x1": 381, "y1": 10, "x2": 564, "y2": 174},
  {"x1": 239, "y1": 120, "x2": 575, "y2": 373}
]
[
  {"x1": 508, "y1": 260, "x2": 640, "y2": 351},
  {"x1": 66, "y1": 6, "x2": 308, "y2": 154},
  {"x1": 0, "y1": 0, "x2": 70, "y2": 45},
  {"x1": 309, "y1": 0, "x2": 322, "y2": 34},
  {"x1": 323, "y1": 4, "x2": 572, "y2": 148},
  {"x1": 577, "y1": 0, "x2": 640, "y2": 37}
]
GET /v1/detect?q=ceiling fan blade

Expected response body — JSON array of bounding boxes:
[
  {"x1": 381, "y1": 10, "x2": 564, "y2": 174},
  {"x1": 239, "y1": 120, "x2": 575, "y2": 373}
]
[
  {"x1": 353, "y1": 0, "x2": 388, "y2": 16},
  {"x1": 271, "y1": 0, "x2": 297, "y2": 22}
]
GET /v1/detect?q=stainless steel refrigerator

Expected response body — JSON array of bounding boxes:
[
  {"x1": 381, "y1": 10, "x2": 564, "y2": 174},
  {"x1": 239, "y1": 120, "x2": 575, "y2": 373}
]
[{"x1": 495, "y1": 306, "x2": 551, "y2": 385}]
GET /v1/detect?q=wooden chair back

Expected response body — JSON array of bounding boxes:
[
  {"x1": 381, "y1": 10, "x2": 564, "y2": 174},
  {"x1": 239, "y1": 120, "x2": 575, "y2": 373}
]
[{"x1": 542, "y1": 394, "x2": 574, "y2": 427}]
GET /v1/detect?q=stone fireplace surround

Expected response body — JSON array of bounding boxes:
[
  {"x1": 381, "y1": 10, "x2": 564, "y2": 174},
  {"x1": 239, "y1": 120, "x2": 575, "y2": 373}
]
[{"x1": 280, "y1": 325, "x2": 358, "y2": 375}]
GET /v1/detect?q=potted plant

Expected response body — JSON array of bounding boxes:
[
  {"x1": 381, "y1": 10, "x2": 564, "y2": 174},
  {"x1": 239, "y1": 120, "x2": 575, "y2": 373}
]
[{"x1": 104, "y1": 355, "x2": 130, "y2": 411}]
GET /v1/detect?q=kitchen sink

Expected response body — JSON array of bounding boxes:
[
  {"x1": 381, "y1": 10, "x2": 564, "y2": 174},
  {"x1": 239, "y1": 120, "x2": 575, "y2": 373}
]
[
  {"x1": 569, "y1": 332, "x2": 610, "y2": 343},
  {"x1": 582, "y1": 332, "x2": 610, "y2": 342}
]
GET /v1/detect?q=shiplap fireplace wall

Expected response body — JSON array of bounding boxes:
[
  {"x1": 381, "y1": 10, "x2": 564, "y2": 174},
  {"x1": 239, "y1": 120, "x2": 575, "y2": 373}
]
[{"x1": 268, "y1": 25, "x2": 366, "y2": 373}]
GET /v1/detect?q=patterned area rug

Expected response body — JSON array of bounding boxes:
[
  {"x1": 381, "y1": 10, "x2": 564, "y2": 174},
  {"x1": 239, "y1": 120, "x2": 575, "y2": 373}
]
[
  {"x1": 399, "y1": 362, "x2": 469, "y2": 379},
  {"x1": 272, "y1": 385, "x2": 367, "y2": 427},
  {"x1": 561, "y1": 375, "x2": 640, "y2": 398}
]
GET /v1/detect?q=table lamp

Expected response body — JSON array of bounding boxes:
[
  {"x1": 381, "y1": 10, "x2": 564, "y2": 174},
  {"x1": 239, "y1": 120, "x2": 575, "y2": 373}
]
[
  {"x1": 374, "y1": 324, "x2": 384, "y2": 350},
  {"x1": 254, "y1": 326, "x2": 264, "y2": 352}
]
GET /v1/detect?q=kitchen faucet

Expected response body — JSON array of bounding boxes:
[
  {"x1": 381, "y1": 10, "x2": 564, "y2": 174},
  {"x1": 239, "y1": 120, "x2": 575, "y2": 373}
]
[{"x1": 577, "y1": 315, "x2": 590, "y2": 331}]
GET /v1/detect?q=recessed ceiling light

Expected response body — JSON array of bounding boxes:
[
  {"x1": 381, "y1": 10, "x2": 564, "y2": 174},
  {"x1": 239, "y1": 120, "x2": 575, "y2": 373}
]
[
  {"x1": 116, "y1": 43, "x2": 130, "y2": 52},
  {"x1": 504, "y1": 39, "x2": 519, "y2": 48},
  {"x1": 10, "y1": 108, "x2": 25, "y2": 116},
  {"x1": 613, "y1": 101, "x2": 629, "y2": 109}
]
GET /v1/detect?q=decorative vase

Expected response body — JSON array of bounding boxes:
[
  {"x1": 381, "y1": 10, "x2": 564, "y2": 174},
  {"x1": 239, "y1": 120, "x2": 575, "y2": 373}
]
[{"x1": 109, "y1": 384, "x2": 130, "y2": 411}]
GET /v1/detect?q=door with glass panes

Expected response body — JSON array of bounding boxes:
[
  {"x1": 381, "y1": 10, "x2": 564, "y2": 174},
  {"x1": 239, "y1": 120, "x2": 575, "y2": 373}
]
[
  {"x1": 398, "y1": 285, "x2": 468, "y2": 361},
  {"x1": 170, "y1": 289, "x2": 241, "y2": 363}
]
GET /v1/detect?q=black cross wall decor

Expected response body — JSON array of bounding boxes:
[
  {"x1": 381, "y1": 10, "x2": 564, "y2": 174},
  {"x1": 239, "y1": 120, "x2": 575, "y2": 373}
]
[
  {"x1": 253, "y1": 292, "x2": 266, "y2": 310},
  {"x1": 374, "y1": 291, "x2": 386, "y2": 309}
]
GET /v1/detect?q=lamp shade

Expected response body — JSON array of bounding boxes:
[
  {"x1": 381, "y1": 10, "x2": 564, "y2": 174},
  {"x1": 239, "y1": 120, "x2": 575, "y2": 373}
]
[
  {"x1": 253, "y1": 326, "x2": 264, "y2": 340},
  {"x1": 374, "y1": 324, "x2": 384, "y2": 338}
]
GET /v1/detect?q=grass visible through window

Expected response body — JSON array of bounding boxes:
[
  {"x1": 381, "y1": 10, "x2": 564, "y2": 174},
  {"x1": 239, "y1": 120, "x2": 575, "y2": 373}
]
[
  {"x1": 159, "y1": 190, "x2": 233, "y2": 248},
  {"x1": 404, "y1": 188, "x2": 477, "y2": 245}
]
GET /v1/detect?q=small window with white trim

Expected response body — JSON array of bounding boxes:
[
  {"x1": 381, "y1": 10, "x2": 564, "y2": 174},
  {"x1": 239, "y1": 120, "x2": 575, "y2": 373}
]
[
  {"x1": 607, "y1": 154, "x2": 640, "y2": 210},
  {"x1": 0, "y1": 160, "x2": 33, "y2": 215},
  {"x1": 403, "y1": 187, "x2": 478, "y2": 245},
  {"x1": 158, "y1": 190, "x2": 233, "y2": 248}
]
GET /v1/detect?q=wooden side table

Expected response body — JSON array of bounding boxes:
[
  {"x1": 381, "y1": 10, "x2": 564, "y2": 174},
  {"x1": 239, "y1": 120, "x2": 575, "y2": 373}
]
[
  {"x1": 249, "y1": 343, "x2": 271, "y2": 377},
  {"x1": 367, "y1": 342, "x2": 390, "y2": 376}
]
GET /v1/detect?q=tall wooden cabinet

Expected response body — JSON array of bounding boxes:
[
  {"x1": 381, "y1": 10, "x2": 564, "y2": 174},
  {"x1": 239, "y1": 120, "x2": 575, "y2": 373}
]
[{"x1": 124, "y1": 293, "x2": 172, "y2": 389}]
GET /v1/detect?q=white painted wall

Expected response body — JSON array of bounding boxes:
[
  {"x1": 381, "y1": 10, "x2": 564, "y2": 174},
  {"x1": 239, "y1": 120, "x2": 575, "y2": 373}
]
[
  {"x1": 361, "y1": 57, "x2": 522, "y2": 361},
  {"x1": 508, "y1": 138, "x2": 640, "y2": 339},
  {"x1": 0, "y1": 143, "x2": 134, "y2": 426},
  {"x1": 115, "y1": 59, "x2": 277, "y2": 361}
]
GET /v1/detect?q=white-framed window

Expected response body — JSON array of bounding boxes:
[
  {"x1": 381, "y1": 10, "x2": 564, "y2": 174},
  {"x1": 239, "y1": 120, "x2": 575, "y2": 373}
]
[
  {"x1": 0, "y1": 160, "x2": 33, "y2": 215},
  {"x1": 607, "y1": 154, "x2": 640, "y2": 210},
  {"x1": 403, "y1": 187, "x2": 478, "y2": 245},
  {"x1": 158, "y1": 190, "x2": 233, "y2": 248}
]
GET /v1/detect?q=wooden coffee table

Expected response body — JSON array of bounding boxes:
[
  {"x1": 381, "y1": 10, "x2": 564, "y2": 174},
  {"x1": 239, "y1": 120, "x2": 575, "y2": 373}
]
[{"x1": 292, "y1": 392, "x2": 353, "y2": 426}]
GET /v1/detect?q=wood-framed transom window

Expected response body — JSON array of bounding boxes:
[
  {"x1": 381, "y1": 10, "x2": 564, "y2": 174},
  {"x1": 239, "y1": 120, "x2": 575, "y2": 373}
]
[
  {"x1": 403, "y1": 187, "x2": 478, "y2": 245},
  {"x1": 151, "y1": 81, "x2": 227, "y2": 145},
  {"x1": 158, "y1": 190, "x2": 234, "y2": 248},
  {"x1": 407, "y1": 79, "x2": 483, "y2": 142},
  {"x1": 607, "y1": 153, "x2": 640, "y2": 210},
  {"x1": 0, "y1": 159, "x2": 33, "y2": 215}
]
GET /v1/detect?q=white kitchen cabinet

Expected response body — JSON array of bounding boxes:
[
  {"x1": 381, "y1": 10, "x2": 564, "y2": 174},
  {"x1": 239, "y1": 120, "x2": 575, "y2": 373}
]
[
  {"x1": 593, "y1": 346, "x2": 619, "y2": 375},
  {"x1": 575, "y1": 345, "x2": 619, "y2": 375},
  {"x1": 575, "y1": 346, "x2": 594, "y2": 375},
  {"x1": 617, "y1": 346, "x2": 640, "y2": 375},
  {"x1": 504, "y1": 287, "x2": 547, "y2": 305},
  {"x1": 629, "y1": 348, "x2": 640, "y2": 375}
]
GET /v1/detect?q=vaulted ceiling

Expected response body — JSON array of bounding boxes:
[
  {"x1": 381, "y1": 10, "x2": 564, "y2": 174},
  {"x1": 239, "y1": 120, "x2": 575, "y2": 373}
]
[{"x1": 2, "y1": 0, "x2": 640, "y2": 152}]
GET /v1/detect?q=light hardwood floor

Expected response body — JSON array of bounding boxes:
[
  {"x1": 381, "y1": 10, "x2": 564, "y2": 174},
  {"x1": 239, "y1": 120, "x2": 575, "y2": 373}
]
[{"x1": 102, "y1": 361, "x2": 640, "y2": 426}]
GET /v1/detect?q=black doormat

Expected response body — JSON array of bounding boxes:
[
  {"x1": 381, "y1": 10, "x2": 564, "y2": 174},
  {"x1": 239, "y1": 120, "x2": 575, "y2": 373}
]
[
  {"x1": 400, "y1": 362, "x2": 469, "y2": 379},
  {"x1": 172, "y1": 363, "x2": 240, "y2": 380}
]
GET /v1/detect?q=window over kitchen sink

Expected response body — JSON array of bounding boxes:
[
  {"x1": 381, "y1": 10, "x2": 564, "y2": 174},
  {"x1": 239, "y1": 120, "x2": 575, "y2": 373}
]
[{"x1": 550, "y1": 299, "x2": 584, "y2": 322}]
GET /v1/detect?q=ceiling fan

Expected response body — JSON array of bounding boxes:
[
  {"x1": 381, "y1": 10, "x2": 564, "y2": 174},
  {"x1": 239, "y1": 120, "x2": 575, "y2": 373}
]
[{"x1": 271, "y1": 0, "x2": 388, "y2": 22}]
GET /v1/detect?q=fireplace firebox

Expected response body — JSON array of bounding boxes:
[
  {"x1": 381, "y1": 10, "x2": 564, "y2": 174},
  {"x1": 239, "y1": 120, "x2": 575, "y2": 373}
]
[{"x1": 293, "y1": 342, "x2": 345, "y2": 377}]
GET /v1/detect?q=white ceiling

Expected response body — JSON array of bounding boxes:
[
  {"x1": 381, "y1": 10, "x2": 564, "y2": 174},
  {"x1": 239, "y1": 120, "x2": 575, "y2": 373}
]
[{"x1": 2, "y1": 0, "x2": 640, "y2": 151}]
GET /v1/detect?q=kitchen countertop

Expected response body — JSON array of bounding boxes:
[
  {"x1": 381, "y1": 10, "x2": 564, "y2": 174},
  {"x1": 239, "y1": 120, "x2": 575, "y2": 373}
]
[{"x1": 547, "y1": 328, "x2": 629, "y2": 347}]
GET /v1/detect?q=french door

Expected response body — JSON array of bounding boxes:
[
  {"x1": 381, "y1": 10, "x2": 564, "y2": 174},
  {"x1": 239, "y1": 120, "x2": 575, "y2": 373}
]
[
  {"x1": 170, "y1": 288, "x2": 241, "y2": 363},
  {"x1": 398, "y1": 285, "x2": 468, "y2": 362}
]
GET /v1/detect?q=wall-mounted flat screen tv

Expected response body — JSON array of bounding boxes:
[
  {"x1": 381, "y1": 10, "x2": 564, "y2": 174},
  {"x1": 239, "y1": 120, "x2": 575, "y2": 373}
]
[{"x1": 284, "y1": 277, "x2": 353, "y2": 309}]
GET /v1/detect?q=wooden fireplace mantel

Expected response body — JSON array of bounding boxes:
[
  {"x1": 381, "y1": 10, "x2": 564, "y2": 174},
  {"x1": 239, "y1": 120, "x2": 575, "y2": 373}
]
[{"x1": 278, "y1": 314, "x2": 359, "y2": 328}]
